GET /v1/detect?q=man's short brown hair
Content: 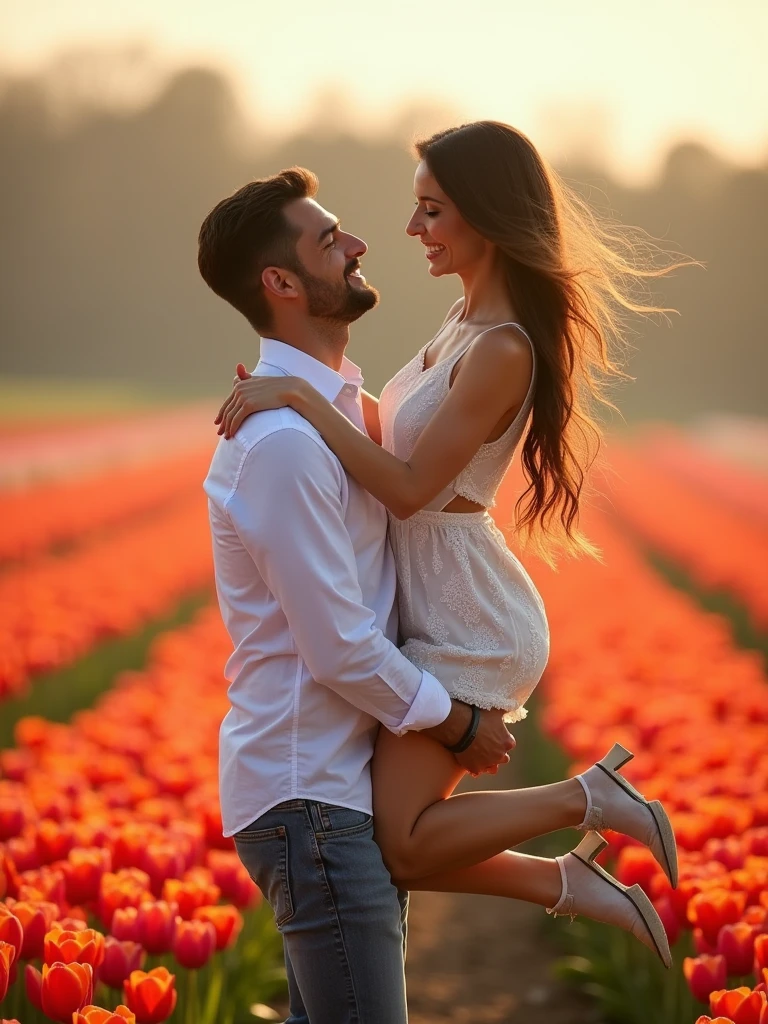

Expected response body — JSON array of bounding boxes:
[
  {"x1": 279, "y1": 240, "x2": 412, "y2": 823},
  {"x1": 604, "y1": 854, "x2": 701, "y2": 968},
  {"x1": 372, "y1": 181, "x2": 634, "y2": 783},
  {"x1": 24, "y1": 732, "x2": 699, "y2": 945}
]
[{"x1": 197, "y1": 166, "x2": 318, "y2": 333}]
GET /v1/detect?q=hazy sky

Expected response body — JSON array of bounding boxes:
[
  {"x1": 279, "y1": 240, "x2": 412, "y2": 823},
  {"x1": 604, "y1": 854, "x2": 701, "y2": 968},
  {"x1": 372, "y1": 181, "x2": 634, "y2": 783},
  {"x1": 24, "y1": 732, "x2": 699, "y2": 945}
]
[{"x1": 2, "y1": 0, "x2": 766, "y2": 182}]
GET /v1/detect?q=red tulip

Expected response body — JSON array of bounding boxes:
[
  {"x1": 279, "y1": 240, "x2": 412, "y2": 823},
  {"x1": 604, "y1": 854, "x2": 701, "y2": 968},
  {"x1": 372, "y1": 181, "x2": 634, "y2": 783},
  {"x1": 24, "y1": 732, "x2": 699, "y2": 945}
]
[
  {"x1": 40, "y1": 960, "x2": 94, "y2": 1023},
  {"x1": 653, "y1": 893, "x2": 681, "y2": 948},
  {"x1": 193, "y1": 904, "x2": 243, "y2": 950},
  {"x1": 74, "y1": 1005, "x2": 136, "y2": 1024},
  {"x1": 684, "y1": 954, "x2": 728, "y2": 1003},
  {"x1": 206, "y1": 849, "x2": 260, "y2": 907},
  {"x1": 710, "y1": 986, "x2": 768, "y2": 1024},
  {"x1": 0, "y1": 905, "x2": 23, "y2": 964},
  {"x1": 61, "y1": 847, "x2": 112, "y2": 905},
  {"x1": 135, "y1": 901, "x2": 178, "y2": 955},
  {"x1": 756, "y1": 934, "x2": 768, "y2": 974},
  {"x1": 139, "y1": 844, "x2": 186, "y2": 899},
  {"x1": 717, "y1": 922, "x2": 758, "y2": 977},
  {"x1": 34, "y1": 819, "x2": 75, "y2": 865},
  {"x1": 123, "y1": 966, "x2": 177, "y2": 1023},
  {"x1": 0, "y1": 942, "x2": 15, "y2": 1002},
  {"x1": 172, "y1": 917, "x2": 216, "y2": 969},
  {"x1": 110, "y1": 907, "x2": 140, "y2": 943},
  {"x1": 25, "y1": 963, "x2": 43, "y2": 1010},
  {"x1": 99, "y1": 937, "x2": 145, "y2": 991}
]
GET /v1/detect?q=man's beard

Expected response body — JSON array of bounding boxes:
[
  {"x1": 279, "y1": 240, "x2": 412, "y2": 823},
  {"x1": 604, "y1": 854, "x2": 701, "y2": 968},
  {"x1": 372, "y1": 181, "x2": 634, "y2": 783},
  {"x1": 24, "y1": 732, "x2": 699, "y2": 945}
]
[{"x1": 297, "y1": 262, "x2": 379, "y2": 324}]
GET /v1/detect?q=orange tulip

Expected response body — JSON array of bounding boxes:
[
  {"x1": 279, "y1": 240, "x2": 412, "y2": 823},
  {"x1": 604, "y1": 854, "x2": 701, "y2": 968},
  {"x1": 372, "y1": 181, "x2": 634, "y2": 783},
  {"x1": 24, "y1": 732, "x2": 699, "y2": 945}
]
[
  {"x1": 690, "y1": 889, "x2": 749, "y2": 947},
  {"x1": 756, "y1": 934, "x2": 768, "y2": 973},
  {"x1": 99, "y1": 937, "x2": 145, "y2": 991},
  {"x1": 0, "y1": 941, "x2": 15, "y2": 1002},
  {"x1": 135, "y1": 901, "x2": 178, "y2": 955},
  {"x1": 73, "y1": 1005, "x2": 136, "y2": 1024},
  {"x1": 710, "y1": 986, "x2": 768, "y2": 1024},
  {"x1": 172, "y1": 917, "x2": 216, "y2": 969},
  {"x1": 123, "y1": 966, "x2": 177, "y2": 1023},
  {"x1": 44, "y1": 924, "x2": 105, "y2": 969},
  {"x1": 34, "y1": 818, "x2": 75, "y2": 865},
  {"x1": 162, "y1": 877, "x2": 220, "y2": 920},
  {"x1": 40, "y1": 960, "x2": 94, "y2": 1023},
  {"x1": 684, "y1": 955, "x2": 728, "y2": 1003},
  {"x1": 99, "y1": 872, "x2": 153, "y2": 929},
  {"x1": 696, "y1": 1018, "x2": 745, "y2": 1024},
  {"x1": 10, "y1": 898, "x2": 59, "y2": 958},
  {"x1": 616, "y1": 845, "x2": 661, "y2": 893},
  {"x1": 193, "y1": 904, "x2": 243, "y2": 950}
]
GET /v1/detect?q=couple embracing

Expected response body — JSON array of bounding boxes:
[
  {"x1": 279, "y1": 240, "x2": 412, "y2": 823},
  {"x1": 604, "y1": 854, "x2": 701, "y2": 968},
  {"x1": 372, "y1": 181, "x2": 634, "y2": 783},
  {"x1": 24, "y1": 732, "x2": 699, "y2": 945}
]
[{"x1": 199, "y1": 120, "x2": 679, "y2": 1023}]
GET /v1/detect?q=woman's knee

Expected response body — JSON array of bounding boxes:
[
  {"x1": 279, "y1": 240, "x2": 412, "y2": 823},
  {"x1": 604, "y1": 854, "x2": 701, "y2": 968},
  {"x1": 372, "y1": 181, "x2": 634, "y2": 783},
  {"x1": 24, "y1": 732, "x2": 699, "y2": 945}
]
[{"x1": 376, "y1": 826, "x2": 421, "y2": 882}]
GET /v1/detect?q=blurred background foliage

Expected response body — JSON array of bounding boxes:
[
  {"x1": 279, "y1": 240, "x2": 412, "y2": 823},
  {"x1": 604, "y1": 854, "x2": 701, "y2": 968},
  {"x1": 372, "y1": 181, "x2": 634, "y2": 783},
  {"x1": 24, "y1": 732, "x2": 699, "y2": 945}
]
[{"x1": 1, "y1": 51, "x2": 765, "y2": 421}]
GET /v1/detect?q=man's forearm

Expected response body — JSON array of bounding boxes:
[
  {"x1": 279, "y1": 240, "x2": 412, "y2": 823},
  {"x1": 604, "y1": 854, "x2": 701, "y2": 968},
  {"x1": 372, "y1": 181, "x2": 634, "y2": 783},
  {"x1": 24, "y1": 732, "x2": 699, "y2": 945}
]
[{"x1": 422, "y1": 699, "x2": 474, "y2": 749}]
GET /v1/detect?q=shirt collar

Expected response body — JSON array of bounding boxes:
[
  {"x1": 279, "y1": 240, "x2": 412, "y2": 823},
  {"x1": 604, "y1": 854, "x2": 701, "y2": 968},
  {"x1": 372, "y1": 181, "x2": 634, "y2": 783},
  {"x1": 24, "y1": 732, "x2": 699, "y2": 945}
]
[{"x1": 257, "y1": 338, "x2": 364, "y2": 404}]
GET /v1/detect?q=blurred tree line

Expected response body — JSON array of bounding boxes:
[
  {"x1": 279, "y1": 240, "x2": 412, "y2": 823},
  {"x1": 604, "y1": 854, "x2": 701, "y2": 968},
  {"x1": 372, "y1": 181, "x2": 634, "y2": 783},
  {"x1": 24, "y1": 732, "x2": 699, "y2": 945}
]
[{"x1": 0, "y1": 55, "x2": 765, "y2": 421}]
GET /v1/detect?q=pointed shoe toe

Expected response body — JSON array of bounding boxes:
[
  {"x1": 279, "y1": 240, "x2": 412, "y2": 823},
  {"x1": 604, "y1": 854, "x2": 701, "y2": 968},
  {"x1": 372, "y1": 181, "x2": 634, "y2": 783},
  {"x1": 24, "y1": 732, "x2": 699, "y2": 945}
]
[{"x1": 576, "y1": 742, "x2": 679, "y2": 889}]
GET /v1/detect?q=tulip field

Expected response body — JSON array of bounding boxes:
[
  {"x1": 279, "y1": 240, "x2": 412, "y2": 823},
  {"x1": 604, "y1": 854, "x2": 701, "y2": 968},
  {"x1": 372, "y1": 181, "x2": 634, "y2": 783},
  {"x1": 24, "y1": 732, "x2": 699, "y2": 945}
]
[{"x1": 1, "y1": 405, "x2": 767, "y2": 1024}]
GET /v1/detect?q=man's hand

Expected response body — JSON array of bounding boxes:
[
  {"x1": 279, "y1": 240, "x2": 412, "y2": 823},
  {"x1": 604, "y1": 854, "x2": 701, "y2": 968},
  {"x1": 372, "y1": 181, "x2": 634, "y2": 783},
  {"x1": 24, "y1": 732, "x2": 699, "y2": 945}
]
[
  {"x1": 456, "y1": 709, "x2": 516, "y2": 776},
  {"x1": 424, "y1": 702, "x2": 515, "y2": 775}
]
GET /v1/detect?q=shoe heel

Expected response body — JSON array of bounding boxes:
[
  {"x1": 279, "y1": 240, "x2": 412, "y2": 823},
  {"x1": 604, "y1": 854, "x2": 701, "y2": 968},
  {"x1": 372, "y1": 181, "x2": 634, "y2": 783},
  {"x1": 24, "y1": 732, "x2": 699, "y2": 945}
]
[
  {"x1": 573, "y1": 831, "x2": 609, "y2": 864},
  {"x1": 599, "y1": 742, "x2": 634, "y2": 773}
]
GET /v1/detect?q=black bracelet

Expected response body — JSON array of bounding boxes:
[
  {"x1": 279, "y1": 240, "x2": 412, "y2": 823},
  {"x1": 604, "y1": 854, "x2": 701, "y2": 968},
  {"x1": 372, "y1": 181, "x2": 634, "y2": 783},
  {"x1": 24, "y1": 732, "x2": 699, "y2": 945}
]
[{"x1": 446, "y1": 704, "x2": 481, "y2": 754}]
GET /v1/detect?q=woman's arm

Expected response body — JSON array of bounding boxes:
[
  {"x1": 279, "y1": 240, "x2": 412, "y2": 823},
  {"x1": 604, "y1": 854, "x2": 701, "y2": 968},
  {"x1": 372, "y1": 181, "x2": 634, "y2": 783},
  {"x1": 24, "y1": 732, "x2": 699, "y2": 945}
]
[
  {"x1": 361, "y1": 390, "x2": 382, "y2": 446},
  {"x1": 217, "y1": 327, "x2": 533, "y2": 519}
]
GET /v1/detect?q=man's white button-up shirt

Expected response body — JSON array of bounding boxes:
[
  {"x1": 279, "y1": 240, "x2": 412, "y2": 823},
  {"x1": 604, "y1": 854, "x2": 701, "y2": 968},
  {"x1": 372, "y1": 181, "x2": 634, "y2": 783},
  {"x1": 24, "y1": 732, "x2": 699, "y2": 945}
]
[{"x1": 204, "y1": 338, "x2": 451, "y2": 837}]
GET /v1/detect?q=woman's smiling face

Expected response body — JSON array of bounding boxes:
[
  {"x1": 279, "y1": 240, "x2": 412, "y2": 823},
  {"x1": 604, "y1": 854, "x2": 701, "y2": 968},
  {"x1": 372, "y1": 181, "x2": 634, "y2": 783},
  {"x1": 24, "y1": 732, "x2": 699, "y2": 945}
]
[{"x1": 406, "y1": 160, "x2": 491, "y2": 278}]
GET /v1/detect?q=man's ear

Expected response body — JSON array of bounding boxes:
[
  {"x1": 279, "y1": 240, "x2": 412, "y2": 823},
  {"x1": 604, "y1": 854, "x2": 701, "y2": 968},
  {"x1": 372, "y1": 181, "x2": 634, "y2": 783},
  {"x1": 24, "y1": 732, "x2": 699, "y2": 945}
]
[{"x1": 262, "y1": 267, "x2": 300, "y2": 300}]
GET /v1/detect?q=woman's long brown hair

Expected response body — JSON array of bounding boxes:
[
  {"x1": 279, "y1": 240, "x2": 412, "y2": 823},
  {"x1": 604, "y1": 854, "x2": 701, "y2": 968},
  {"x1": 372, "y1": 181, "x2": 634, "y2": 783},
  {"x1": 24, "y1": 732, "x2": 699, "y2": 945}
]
[{"x1": 417, "y1": 121, "x2": 693, "y2": 565}]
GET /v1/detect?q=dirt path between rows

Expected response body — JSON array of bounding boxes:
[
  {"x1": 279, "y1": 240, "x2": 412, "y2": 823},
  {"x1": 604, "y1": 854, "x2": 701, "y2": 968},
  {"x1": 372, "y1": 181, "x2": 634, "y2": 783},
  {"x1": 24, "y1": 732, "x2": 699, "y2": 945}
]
[{"x1": 404, "y1": 764, "x2": 601, "y2": 1024}]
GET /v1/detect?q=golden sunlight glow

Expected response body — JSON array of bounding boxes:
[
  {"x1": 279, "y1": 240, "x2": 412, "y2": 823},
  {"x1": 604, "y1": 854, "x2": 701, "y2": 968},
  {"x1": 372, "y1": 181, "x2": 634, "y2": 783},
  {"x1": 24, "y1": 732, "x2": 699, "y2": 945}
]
[{"x1": 2, "y1": 0, "x2": 766, "y2": 183}]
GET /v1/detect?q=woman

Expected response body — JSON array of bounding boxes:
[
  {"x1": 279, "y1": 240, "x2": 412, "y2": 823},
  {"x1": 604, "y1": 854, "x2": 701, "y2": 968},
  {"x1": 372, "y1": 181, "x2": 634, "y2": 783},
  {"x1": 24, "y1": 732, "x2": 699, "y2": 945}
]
[{"x1": 215, "y1": 121, "x2": 681, "y2": 967}]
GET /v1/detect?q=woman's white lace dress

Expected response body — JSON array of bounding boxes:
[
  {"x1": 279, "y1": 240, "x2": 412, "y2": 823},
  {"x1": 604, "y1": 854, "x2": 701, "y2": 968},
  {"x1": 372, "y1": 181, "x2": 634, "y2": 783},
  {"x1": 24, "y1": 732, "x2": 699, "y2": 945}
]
[{"x1": 378, "y1": 322, "x2": 550, "y2": 722}]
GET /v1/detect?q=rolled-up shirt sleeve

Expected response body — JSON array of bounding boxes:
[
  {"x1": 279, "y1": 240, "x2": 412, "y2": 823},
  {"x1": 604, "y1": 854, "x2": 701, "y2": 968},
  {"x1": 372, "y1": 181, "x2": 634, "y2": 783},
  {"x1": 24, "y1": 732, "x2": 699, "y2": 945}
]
[{"x1": 225, "y1": 426, "x2": 451, "y2": 734}]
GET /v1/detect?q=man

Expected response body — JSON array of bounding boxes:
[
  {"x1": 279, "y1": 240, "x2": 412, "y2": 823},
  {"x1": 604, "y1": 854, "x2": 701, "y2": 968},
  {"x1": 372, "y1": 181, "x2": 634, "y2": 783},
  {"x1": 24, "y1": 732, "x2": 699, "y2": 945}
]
[{"x1": 199, "y1": 166, "x2": 513, "y2": 1023}]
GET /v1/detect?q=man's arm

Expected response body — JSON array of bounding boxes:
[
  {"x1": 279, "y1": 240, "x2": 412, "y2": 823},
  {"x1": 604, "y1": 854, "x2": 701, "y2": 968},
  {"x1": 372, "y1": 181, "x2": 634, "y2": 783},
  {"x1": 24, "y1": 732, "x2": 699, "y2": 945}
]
[{"x1": 226, "y1": 425, "x2": 451, "y2": 734}]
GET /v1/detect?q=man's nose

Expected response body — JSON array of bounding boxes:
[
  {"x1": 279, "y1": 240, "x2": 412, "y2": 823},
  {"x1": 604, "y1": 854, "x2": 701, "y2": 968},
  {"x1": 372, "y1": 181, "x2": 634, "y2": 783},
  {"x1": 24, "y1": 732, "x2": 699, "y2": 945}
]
[{"x1": 346, "y1": 234, "x2": 367, "y2": 258}]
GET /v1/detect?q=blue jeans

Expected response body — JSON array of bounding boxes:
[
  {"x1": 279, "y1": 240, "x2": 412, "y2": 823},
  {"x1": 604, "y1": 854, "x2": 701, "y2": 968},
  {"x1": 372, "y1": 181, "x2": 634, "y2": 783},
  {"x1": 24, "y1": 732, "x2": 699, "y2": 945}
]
[{"x1": 233, "y1": 800, "x2": 409, "y2": 1024}]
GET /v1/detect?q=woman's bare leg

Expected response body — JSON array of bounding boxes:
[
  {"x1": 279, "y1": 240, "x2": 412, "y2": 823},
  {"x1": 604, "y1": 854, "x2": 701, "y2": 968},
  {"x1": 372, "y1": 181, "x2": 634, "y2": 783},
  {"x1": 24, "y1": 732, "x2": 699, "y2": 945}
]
[
  {"x1": 372, "y1": 727, "x2": 586, "y2": 880},
  {"x1": 394, "y1": 850, "x2": 563, "y2": 908}
]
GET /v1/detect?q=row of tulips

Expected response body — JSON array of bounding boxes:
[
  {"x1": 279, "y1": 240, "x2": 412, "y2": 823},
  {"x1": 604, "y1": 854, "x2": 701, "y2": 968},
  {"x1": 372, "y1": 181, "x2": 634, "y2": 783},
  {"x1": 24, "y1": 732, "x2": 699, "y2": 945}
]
[
  {"x1": 602, "y1": 442, "x2": 768, "y2": 632},
  {"x1": 0, "y1": 496, "x2": 212, "y2": 701},
  {"x1": 0, "y1": 451, "x2": 212, "y2": 565},
  {"x1": 0, "y1": 403, "x2": 215, "y2": 491},
  {"x1": 636, "y1": 427, "x2": 768, "y2": 528},
  {"x1": 0, "y1": 604, "x2": 284, "y2": 1022},
  {"x1": 512, "y1": 500, "x2": 768, "y2": 1023}
]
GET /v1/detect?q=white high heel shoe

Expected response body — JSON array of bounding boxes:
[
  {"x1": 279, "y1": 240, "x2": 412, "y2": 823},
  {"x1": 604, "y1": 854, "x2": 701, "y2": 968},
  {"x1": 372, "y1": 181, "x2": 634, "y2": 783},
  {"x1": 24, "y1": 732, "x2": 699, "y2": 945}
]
[
  {"x1": 575, "y1": 742, "x2": 678, "y2": 889},
  {"x1": 546, "y1": 831, "x2": 673, "y2": 969}
]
